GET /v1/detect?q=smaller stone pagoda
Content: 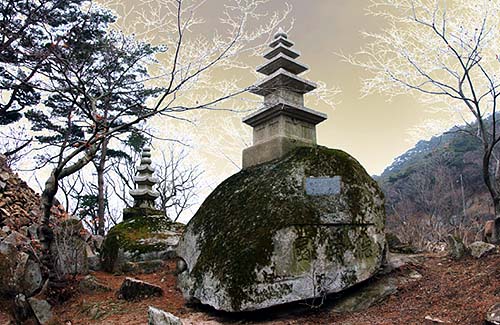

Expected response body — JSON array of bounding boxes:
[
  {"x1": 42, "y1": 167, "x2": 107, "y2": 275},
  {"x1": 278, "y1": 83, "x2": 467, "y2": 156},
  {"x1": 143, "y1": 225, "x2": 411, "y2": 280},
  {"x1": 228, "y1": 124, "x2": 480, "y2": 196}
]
[
  {"x1": 129, "y1": 147, "x2": 160, "y2": 209},
  {"x1": 101, "y1": 146, "x2": 184, "y2": 274},
  {"x1": 242, "y1": 28, "x2": 327, "y2": 168}
]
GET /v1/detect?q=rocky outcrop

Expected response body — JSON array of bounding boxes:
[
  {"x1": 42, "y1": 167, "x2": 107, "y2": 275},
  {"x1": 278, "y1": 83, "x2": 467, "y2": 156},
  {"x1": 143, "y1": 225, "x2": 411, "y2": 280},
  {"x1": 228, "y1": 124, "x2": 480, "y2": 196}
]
[
  {"x1": 148, "y1": 306, "x2": 182, "y2": 325},
  {"x1": 117, "y1": 277, "x2": 163, "y2": 301},
  {"x1": 0, "y1": 155, "x2": 95, "y2": 323},
  {"x1": 0, "y1": 155, "x2": 68, "y2": 235},
  {"x1": 177, "y1": 146, "x2": 386, "y2": 312},
  {"x1": 101, "y1": 212, "x2": 184, "y2": 274}
]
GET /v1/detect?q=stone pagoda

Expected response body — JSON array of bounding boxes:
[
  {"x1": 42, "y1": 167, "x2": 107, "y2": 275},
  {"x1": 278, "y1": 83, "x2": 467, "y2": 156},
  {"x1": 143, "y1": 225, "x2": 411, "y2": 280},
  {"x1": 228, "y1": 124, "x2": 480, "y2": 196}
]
[
  {"x1": 242, "y1": 28, "x2": 327, "y2": 168},
  {"x1": 101, "y1": 146, "x2": 185, "y2": 274},
  {"x1": 129, "y1": 147, "x2": 160, "y2": 209},
  {"x1": 176, "y1": 29, "x2": 386, "y2": 312}
]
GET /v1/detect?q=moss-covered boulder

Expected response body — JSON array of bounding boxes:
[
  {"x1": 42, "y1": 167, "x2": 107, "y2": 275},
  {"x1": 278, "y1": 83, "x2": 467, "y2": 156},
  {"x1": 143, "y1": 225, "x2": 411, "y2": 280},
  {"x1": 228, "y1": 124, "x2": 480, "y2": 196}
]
[
  {"x1": 176, "y1": 146, "x2": 387, "y2": 312},
  {"x1": 101, "y1": 211, "x2": 184, "y2": 273}
]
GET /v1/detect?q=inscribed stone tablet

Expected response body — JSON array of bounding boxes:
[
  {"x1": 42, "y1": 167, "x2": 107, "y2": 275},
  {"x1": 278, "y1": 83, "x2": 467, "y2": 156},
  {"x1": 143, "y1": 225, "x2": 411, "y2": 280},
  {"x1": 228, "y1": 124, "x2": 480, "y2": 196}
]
[{"x1": 305, "y1": 176, "x2": 341, "y2": 196}]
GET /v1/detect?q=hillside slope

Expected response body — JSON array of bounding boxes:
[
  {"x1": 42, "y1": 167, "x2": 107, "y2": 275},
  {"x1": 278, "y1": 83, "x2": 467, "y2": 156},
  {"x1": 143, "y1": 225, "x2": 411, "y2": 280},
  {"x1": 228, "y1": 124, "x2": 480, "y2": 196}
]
[{"x1": 377, "y1": 122, "x2": 495, "y2": 246}]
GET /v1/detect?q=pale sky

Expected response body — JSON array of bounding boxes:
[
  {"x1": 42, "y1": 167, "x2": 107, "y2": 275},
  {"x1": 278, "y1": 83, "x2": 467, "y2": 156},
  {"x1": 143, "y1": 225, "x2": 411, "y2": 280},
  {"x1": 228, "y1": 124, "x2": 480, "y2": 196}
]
[
  {"x1": 268, "y1": 0, "x2": 448, "y2": 175},
  {"x1": 23, "y1": 0, "x2": 462, "y2": 223},
  {"x1": 96, "y1": 0, "x2": 464, "y2": 179}
]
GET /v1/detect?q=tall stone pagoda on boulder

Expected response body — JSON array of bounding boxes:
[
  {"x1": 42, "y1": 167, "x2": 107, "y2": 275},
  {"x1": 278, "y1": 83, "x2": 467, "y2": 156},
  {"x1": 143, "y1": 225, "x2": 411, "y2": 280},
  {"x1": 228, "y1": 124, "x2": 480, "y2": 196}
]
[
  {"x1": 177, "y1": 30, "x2": 386, "y2": 313},
  {"x1": 242, "y1": 28, "x2": 327, "y2": 168}
]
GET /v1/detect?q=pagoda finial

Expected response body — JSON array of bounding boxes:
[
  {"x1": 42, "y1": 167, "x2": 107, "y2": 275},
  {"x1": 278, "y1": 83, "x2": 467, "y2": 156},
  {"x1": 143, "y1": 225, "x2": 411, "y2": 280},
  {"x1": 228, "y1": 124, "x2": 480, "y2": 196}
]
[
  {"x1": 274, "y1": 27, "x2": 287, "y2": 39},
  {"x1": 129, "y1": 146, "x2": 160, "y2": 208}
]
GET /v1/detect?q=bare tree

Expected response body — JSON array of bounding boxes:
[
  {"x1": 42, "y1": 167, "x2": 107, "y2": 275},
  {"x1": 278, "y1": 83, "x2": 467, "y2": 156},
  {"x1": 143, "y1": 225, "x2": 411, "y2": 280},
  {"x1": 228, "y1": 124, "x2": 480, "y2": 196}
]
[
  {"x1": 389, "y1": 157, "x2": 461, "y2": 249},
  {"x1": 346, "y1": 0, "x2": 500, "y2": 242},
  {"x1": 156, "y1": 146, "x2": 201, "y2": 222},
  {"x1": 0, "y1": 125, "x2": 33, "y2": 168}
]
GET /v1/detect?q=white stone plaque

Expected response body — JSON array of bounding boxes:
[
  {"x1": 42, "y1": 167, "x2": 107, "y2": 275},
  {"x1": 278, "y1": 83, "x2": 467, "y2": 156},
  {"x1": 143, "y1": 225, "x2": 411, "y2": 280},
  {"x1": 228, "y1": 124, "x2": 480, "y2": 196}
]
[{"x1": 305, "y1": 176, "x2": 341, "y2": 196}]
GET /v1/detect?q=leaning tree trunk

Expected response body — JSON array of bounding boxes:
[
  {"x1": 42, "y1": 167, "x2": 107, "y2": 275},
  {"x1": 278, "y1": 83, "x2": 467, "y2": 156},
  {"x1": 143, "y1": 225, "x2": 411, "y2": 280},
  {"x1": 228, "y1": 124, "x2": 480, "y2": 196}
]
[
  {"x1": 38, "y1": 144, "x2": 100, "y2": 282},
  {"x1": 38, "y1": 170, "x2": 60, "y2": 282}
]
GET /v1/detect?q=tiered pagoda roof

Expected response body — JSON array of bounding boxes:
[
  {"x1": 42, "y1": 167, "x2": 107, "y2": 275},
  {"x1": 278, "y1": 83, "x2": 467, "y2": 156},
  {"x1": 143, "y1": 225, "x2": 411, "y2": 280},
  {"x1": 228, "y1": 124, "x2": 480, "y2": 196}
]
[
  {"x1": 243, "y1": 29, "x2": 327, "y2": 127},
  {"x1": 130, "y1": 147, "x2": 160, "y2": 208}
]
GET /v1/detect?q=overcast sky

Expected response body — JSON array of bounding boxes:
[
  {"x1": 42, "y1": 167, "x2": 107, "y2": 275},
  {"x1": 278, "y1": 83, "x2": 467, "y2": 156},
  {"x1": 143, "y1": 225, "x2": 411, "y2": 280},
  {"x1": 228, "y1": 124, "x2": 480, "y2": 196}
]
[{"x1": 97, "y1": 0, "x2": 464, "y2": 177}]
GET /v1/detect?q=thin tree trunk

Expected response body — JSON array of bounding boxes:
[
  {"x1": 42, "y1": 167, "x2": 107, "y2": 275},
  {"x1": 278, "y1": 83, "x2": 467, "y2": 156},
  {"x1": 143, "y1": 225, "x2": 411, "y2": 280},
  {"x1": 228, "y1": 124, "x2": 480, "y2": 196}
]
[
  {"x1": 482, "y1": 146, "x2": 500, "y2": 243},
  {"x1": 97, "y1": 137, "x2": 109, "y2": 236}
]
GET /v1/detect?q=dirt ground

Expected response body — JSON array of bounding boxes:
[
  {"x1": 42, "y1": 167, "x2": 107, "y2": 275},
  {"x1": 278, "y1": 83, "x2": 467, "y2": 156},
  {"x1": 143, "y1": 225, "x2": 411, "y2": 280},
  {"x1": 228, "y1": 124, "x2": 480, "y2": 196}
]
[{"x1": 1, "y1": 251, "x2": 499, "y2": 324}]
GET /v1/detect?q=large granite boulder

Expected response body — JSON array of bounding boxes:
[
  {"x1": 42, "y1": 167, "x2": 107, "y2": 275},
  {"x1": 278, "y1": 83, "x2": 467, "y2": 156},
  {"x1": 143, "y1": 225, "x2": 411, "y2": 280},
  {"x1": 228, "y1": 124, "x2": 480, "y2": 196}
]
[
  {"x1": 177, "y1": 146, "x2": 387, "y2": 312},
  {"x1": 101, "y1": 210, "x2": 184, "y2": 273}
]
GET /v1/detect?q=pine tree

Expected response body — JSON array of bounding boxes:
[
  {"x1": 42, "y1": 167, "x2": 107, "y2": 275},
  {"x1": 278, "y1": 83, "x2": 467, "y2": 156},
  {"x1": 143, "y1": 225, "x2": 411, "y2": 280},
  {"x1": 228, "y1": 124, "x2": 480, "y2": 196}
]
[{"x1": 0, "y1": 0, "x2": 86, "y2": 125}]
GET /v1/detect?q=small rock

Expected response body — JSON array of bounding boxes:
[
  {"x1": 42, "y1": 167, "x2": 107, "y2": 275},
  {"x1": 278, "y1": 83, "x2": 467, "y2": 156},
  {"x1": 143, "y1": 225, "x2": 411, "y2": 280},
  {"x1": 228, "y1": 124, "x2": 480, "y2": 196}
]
[
  {"x1": 19, "y1": 226, "x2": 29, "y2": 237},
  {"x1": 386, "y1": 232, "x2": 418, "y2": 254},
  {"x1": 408, "y1": 270, "x2": 423, "y2": 280},
  {"x1": 469, "y1": 241, "x2": 496, "y2": 259},
  {"x1": 92, "y1": 235, "x2": 104, "y2": 251},
  {"x1": 424, "y1": 315, "x2": 446, "y2": 323},
  {"x1": 446, "y1": 235, "x2": 467, "y2": 260},
  {"x1": 0, "y1": 180, "x2": 6, "y2": 191},
  {"x1": 88, "y1": 255, "x2": 101, "y2": 271},
  {"x1": 380, "y1": 253, "x2": 423, "y2": 275},
  {"x1": 79, "y1": 275, "x2": 111, "y2": 294},
  {"x1": 27, "y1": 224, "x2": 38, "y2": 239},
  {"x1": 486, "y1": 303, "x2": 500, "y2": 325},
  {"x1": 3, "y1": 231, "x2": 28, "y2": 247},
  {"x1": 134, "y1": 260, "x2": 164, "y2": 274},
  {"x1": 148, "y1": 306, "x2": 182, "y2": 325},
  {"x1": 14, "y1": 252, "x2": 29, "y2": 283},
  {"x1": 117, "y1": 277, "x2": 163, "y2": 301},
  {"x1": 0, "y1": 172, "x2": 10, "y2": 182},
  {"x1": 28, "y1": 297, "x2": 53, "y2": 324}
]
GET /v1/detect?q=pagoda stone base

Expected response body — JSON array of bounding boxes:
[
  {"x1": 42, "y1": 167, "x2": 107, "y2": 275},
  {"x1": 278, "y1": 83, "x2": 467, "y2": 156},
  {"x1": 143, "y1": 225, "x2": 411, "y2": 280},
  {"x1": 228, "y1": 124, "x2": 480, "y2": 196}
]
[
  {"x1": 101, "y1": 212, "x2": 184, "y2": 274},
  {"x1": 242, "y1": 136, "x2": 314, "y2": 168},
  {"x1": 123, "y1": 207, "x2": 163, "y2": 221}
]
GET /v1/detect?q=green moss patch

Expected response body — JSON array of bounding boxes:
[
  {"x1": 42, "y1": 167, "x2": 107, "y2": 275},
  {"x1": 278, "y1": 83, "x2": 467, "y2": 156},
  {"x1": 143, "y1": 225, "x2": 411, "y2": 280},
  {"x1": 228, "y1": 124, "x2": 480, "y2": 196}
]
[{"x1": 101, "y1": 215, "x2": 184, "y2": 273}]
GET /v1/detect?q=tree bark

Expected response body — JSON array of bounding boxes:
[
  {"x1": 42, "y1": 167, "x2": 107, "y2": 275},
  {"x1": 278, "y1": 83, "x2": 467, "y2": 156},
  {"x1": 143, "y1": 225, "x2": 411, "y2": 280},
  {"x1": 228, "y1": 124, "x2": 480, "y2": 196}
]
[
  {"x1": 482, "y1": 146, "x2": 500, "y2": 243},
  {"x1": 96, "y1": 137, "x2": 109, "y2": 236}
]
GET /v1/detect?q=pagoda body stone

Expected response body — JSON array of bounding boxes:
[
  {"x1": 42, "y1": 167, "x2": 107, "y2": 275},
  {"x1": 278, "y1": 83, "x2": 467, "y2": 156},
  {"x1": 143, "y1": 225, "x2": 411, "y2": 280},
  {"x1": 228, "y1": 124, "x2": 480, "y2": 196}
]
[
  {"x1": 242, "y1": 30, "x2": 327, "y2": 168},
  {"x1": 101, "y1": 147, "x2": 184, "y2": 274},
  {"x1": 177, "y1": 30, "x2": 387, "y2": 313}
]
